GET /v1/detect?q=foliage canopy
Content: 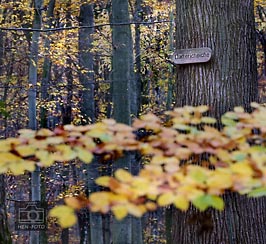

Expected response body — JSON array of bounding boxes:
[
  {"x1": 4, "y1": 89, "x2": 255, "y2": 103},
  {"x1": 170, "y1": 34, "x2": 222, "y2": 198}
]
[{"x1": 1, "y1": 103, "x2": 266, "y2": 227}]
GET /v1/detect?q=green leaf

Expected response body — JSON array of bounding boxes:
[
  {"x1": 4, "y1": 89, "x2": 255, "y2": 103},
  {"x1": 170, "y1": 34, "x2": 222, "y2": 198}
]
[
  {"x1": 201, "y1": 117, "x2": 217, "y2": 124},
  {"x1": 173, "y1": 124, "x2": 191, "y2": 131},
  {"x1": 209, "y1": 196, "x2": 224, "y2": 210},
  {"x1": 192, "y1": 195, "x2": 210, "y2": 211},
  {"x1": 221, "y1": 117, "x2": 237, "y2": 126},
  {"x1": 75, "y1": 147, "x2": 93, "y2": 163},
  {"x1": 192, "y1": 195, "x2": 224, "y2": 211},
  {"x1": 232, "y1": 152, "x2": 247, "y2": 161},
  {"x1": 248, "y1": 187, "x2": 266, "y2": 197}
]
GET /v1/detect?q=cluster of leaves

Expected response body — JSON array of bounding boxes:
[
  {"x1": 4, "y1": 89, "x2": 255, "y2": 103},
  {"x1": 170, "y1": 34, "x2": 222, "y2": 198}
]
[{"x1": 2, "y1": 104, "x2": 266, "y2": 227}]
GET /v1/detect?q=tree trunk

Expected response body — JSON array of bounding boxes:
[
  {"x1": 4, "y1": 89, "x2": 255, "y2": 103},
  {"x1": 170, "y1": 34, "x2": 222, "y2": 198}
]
[
  {"x1": 40, "y1": 0, "x2": 55, "y2": 129},
  {"x1": 78, "y1": 3, "x2": 103, "y2": 244},
  {"x1": 110, "y1": 0, "x2": 138, "y2": 243},
  {"x1": 175, "y1": 0, "x2": 257, "y2": 115},
  {"x1": 28, "y1": 1, "x2": 43, "y2": 243},
  {"x1": 0, "y1": 176, "x2": 11, "y2": 244},
  {"x1": 78, "y1": 3, "x2": 95, "y2": 124},
  {"x1": 62, "y1": 0, "x2": 73, "y2": 125},
  {"x1": 172, "y1": 1, "x2": 265, "y2": 244}
]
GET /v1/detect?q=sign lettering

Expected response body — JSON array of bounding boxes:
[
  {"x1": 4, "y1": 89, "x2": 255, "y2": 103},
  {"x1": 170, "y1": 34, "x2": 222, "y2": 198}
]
[{"x1": 171, "y1": 48, "x2": 212, "y2": 64}]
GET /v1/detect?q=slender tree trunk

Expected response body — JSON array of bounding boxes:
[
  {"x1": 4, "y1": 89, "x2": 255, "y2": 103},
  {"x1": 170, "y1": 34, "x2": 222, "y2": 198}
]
[
  {"x1": 166, "y1": 10, "x2": 174, "y2": 111},
  {"x1": 172, "y1": 1, "x2": 264, "y2": 244},
  {"x1": 0, "y1": 176, "x2": 11, "y2": 244},
  {"x1": 110, "y1": 0, "x2": 136, "y2": 243},
  {"x1": 40, "y1": 0, "x2": 55, "y2": 129},
  {"x1": 78, "y1": 3, "x2": 95, "y2": 124},
  {"x1": 78, "y1": 3, "x2": 101, "y2": 243},
  {"x1": 28, "y1": 1, "x2": 43, "y2": 243},
  {"x1": 62, "y1": 0, "x2": 73, "y2": 125}
]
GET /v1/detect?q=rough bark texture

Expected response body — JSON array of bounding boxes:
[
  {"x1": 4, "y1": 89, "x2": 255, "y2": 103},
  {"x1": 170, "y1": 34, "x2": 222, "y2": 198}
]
[
  {"x1": 110, "y1": 1, "x2": 137, "y2": 243},
  {"x1": 172, "y1": 1, "x2": 265, "y2": 244},
  {"x1": 175, "y1": 0, "x2": 257, "y2": 116}
]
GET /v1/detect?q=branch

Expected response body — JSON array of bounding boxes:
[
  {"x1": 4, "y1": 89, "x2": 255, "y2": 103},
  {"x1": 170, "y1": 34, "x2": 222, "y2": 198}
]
[{"x1": 0, "y1": 20, "x2": 171, "y2": 33}]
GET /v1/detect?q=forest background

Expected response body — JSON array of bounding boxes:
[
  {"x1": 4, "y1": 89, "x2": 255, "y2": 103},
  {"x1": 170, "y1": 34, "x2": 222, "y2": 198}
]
[{"x1": 0, "y1": 0, "x2": 266, "y2": 243}]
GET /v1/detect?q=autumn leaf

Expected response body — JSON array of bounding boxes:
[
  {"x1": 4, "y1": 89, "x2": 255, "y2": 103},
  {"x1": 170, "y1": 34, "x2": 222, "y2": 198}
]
[
  {"x1": 173, "y1": 195, "x2": 189, "y2": 211},
  {"x1": 95, "y1": 176, "x2": 111, "y2": 187},
  {"x1": 49, "y1": 205, "x2": 77, "y2": 228},
  {"x1": 248, "y1": 187, "x2": 266, "y2": 197},
  {"x1": 111, "y1": 205, "x2": 128, "y2": 220},
  {"x1": 75, "y1": 147, "x2": 93, "y2": 163},
  {"x1": 157, "y1": 192, "x2": 175, "y2": 206},
  {"x1": 16, "y1": 145, "x2": 36, "y2": 157},
  {"x1": 201, "y1": 117, "x2": 217, "y2": 124},
  {"x1": 115, "y1": 169, "x2": 133, "y2": 183}
]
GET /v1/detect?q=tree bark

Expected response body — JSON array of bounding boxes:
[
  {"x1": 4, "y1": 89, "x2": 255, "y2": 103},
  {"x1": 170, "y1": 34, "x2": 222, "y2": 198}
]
[
  {"x1": 175, "y1": 0, "x2": 257, "y2": 116},
  {"x1": 110, "y1": 0, "x2": 137, "y2": 243},
  {"x1": 79, "y1": 3, "x2": 95, "y2": 124},
  {"x1": 40, "y1": 0, "x2": 55, "y2": 129},
  {"x1": 172, "y1": 1, "x2": 265, "y2": 244},
  {"x1": 28, "y1": 1, "x2": 43, "y2": 243}
]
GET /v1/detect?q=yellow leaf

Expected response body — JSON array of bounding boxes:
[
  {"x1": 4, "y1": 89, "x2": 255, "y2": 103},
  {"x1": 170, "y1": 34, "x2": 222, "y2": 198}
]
[
  {"x1": 36, "y1": 128, "x2": 54, "y2": 137},
  {"x1": 75, "y1": 147, "x2": 93, "y2": 163},
  {"x1": 0, "y1": 152, "x2": 20, "y2": 163},
  {"x1": 49, "y1": 205, "x2": 77, "y2": 228},
  {"x1": 230, "y1": 162, "x2": 253, "y2": 176},
  {"x1": 207, "y1": 169, "x2": 233, "y2": 193},
  {"x1": 0, "y1": 140, "x2": 11, "y2": 152},
  {"x1": 23, "y1": 160, "x2": 36, "y2": 172},
  {"x1": 36, "y1": 150, "x2": 54, "y2": 167},
  {"x1": 16, "y1": 145, "x2": 36, "y2": 157},
  {"x1": 173, "y1": 195, "x2": 189, "y2": 211},
  {"x1": 9, "y1": 161, "x2": 26, "y2": 175},
  {"x1": 53, "y1": 145, "x2": 76, "y2": 161},
  {"x1": 112, "y1": 205, "x2": 128, "y2": 220},
  {"x1": 65, "y1": 197, "x2": 83, "y2": 210},
  {"x1": 115, "y1": 169, "x2": 133, "y2": 183},
  {"x1": 157, "y1": 192, "x2": 175, "y2": 206},
  {"x1": 95, "y1": 176, "x2": 111, "y2": 187},
  {"x1": 127, "y1": 203, "x2": 146, "y2": 217},
  {"x1": 89, "y1": 192, "x2": 111, "y2": 213}
]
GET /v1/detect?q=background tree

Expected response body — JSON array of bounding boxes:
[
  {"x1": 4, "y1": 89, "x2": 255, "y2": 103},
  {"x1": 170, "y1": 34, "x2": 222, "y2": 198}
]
[{"x1": 171, "y1": 1, "x2": 265, "y2": 244}]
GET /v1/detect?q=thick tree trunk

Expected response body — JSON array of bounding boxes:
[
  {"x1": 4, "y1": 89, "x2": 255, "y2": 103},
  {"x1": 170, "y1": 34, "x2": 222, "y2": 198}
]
[
  {"x1": 175, "y1": 0, "x2": 257, "y2": 116},
  {"x1": 172, "y1": 1, "x2": 265, "y2": 244}
]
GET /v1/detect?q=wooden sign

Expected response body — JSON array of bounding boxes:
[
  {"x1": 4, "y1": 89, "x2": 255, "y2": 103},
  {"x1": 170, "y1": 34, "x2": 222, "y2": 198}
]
[{"x1": 171, "y1": 48, "x2": 212, "y2": 64}]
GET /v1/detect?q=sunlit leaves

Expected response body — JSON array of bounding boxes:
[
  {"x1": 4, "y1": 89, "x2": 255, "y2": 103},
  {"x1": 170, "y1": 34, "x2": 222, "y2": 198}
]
[
  {"x1": 248, "y1": 187, "x2": 266, "y2": 197},
  {"x1": 75, "y1": 147, "x2": 93, "y2": 164},
  {"x1": 3, "y1": 104, "x2": 266, "y2": 226},
  {"x1": 49, "y1": 206, "x2": 77, "y2": 228},
  {"x1": 192, "y1": 195, "x2": 224, "y2": 211}
]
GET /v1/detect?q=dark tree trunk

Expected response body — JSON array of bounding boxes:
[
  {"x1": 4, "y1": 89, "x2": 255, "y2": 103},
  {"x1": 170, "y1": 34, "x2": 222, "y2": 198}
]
[
  {"x1": 78, "y1": 3, "x2": 95, "y2": 124},
  {"x1": 0, "y1": 176, "x2": 11, "y2": 244},
  {"x1": 40, "y1": 0, "x2": 55, "y2": 129},
  {"x1": 171, "y1": 1, "x2": 265, "y2": 244},
  {"x1": 175, "y1": 0, "x2": 257, "y2": 116},
  {"x1": 110, "y1": 1, "x2": 142, "y2": 243}
]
